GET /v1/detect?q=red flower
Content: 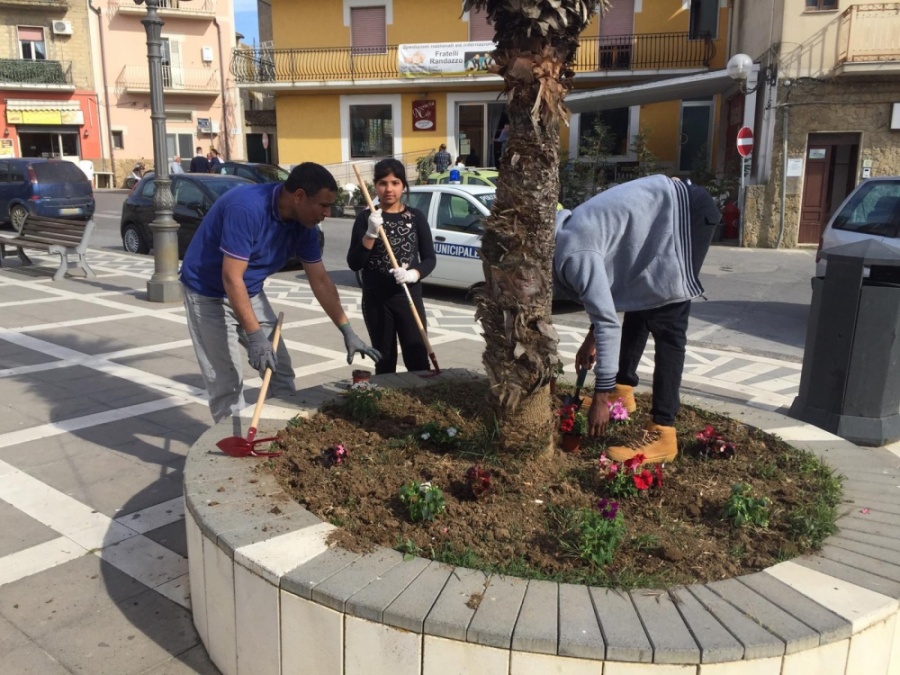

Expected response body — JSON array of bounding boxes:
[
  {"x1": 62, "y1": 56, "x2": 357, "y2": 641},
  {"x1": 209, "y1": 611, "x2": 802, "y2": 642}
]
[
  {"x1": 696, "y1": 424, "x2": 716, "y2": 441},
  {"x1": 633, "y1": 469, "x2": 654, "y2": 490},
  {"x1": 654, "y1": 464, "x2": 664, "y2": 487},
  {"x1": 559, "y1": 418, "x2": 574, "y2": 433},
  {"x1": 623, "y1": 453, "x2": 646, "y2": 473}
]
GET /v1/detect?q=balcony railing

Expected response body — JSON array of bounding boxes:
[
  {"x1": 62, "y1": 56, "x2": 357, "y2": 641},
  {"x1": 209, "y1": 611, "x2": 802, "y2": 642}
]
[
  {"x1": 109, "y1": 0, "x2": 215, "y2": 18},
  {"x1": 231, "y1": 33, "x2": 714, "y2": 84},
  {"x1": 837, "y1": 2, "x2": 900, "y2": 64},
  {"x1": 116, "y1": 65, "x2": 219, "y2": 95},
  {"x1": 0, "y1": 58, "x2": 73, "y2": 87},
  {"x1": 0, "y1": 0, "x2": 67, "y2": 8}
]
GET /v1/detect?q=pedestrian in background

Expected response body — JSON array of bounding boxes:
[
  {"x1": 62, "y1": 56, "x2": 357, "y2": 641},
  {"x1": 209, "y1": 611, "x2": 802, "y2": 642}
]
[
  {"x1": 180, "y1": 162, "x2": 380, "y2": 422},
  {"x1": 554, "y1": 175, "x2": 720, "y2": 463},
  {"x1": 189, "y1": 147, "x2": 209, "y2": 173},
  {"x1": 434, "y1": 144, "x2": 452, "y2": 173},
  {"x1": 208, "y1": 148, "x2": 222, "y2": 173},
  {"x1": 169, "y1": 155, "x2": 184, "y2": 175},
  {"x1": 347, "y1": 158, "x2": 435, "y2": 375}
]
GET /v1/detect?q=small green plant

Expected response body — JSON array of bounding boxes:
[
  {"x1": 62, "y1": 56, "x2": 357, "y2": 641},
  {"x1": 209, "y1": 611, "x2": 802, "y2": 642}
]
[
  {"x1": 344, "y1": 382, "x2": 383, "y2": 422},
  {"x1": 573, "y1": 499, "x2": 626, "y2": 567},
  {"x1": 786, "y1": 501, "x2": 838, "y2": 549},
  {"x1": 725, "y1": 483, "x2": 770, "y2": 528},
  {"x1": 396, "y1": 537, "x2": 423, "y2": 560},
  {"x1": 399, "y1": 481, "x2": 447, "y2": 522},
  {"x1": 286, "y1": 415, "x2": 304, "y2": 429},
  {"x1": 416, "y1": 151, "x2": 436, "y2": 184},
  {"x1": 418, "y1": 421, "x2": 460, "y2": 448}
]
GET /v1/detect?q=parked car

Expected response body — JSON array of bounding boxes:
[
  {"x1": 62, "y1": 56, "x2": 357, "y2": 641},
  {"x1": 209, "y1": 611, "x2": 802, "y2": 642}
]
[
  {"x1": 120, "y1": 172, "x2": 253, "y2": 257},
  {"x1": 216, "y1": 161, "x2": 325, "y2": 248},
  {"x1": 427, "y1": 167, "x2": 499, "y2": 187},
  {"x1": 0, "y1": 157, "x2": 95, "y2": 232},
  {"x1": 815, "y1": 176, "x2": 900, "y2": 278}
]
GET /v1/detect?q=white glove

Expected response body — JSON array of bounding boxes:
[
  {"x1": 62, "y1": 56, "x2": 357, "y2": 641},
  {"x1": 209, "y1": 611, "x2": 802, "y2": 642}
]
[
  {"x1": 365, "y1": 209, "x2": 383, "y2": 240},
  {"x1": 391, "y1": 263, "x2": 420, "y2": 285}
]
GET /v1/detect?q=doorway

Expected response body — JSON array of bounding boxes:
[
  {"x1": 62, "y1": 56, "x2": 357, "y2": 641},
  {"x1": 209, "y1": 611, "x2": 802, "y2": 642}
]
[
  {"x1": 798, "y1": 133, "x2": 860, "y2": 244},
  {"x1": 457, "y1": 102, "x2": 506, "y2": 168},
  {"x1": 678, "y1": 99, "x2": 713, "y2": 173}
]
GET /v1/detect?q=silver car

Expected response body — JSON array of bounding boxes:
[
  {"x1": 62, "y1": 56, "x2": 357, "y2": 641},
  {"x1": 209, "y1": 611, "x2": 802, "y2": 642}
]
[{"x1": 816, "y1": 177, "x2": 900, "y2": 277}]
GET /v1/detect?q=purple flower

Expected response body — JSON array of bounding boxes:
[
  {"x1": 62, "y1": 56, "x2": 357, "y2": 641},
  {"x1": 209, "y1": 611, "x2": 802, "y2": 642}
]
[{"x1": 597, "y1": 498, "x2": 619, "y2": 520}]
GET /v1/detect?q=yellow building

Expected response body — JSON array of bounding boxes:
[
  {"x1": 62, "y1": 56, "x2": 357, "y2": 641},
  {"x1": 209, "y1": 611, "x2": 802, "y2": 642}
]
[{"x1": 234, "y1": 0, "x2": 732, "y2": 184}]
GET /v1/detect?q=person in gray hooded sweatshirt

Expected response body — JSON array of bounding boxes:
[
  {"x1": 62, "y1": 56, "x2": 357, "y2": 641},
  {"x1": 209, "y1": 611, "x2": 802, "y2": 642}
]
[{"x1": 553, "y1": 174, "x2": 720, "y2": 463}]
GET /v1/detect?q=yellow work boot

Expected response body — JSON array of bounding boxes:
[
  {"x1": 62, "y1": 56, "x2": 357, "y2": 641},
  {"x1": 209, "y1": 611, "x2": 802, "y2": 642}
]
[
  {"x1": 612, "y1": 384, "x2": 637, "y2": 413},
  {"x1": 607, "y1": 422, "x2": 677, "y2": 464}
]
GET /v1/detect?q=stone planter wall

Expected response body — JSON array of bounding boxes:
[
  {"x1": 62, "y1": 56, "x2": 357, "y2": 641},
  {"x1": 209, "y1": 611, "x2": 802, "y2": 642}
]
[{"x1": 184, "y1": 370, "x2": 900, "y2": 675}]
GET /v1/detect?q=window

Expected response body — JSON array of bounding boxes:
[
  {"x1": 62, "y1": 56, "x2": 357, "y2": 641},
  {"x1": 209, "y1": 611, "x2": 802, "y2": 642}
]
[
  {"x1": 405, "y1": 192, "x2": 431, "y2": 214},
  {"x1": 18, "y1": 26, "x2": 46, "y2": 60},
  {"x1": 805, "y1": 0, "x2": 838, "y2": 10},
  {"x1": 688, "y1": 0, "x2": 718, "y2": 40},
  {"x1": 437, "y1": 193, "x2": 483, "y2": 232},
  {"x1": 351, "y1": 6, "x2": 386, "y2": 55},
  {"x1": 579, "y1": 108, "x2": 630, "y2": 157},
  {"x1": 174, "y1": 180, "x2": 206, "y2": 210},
  {"x1": 833, "y1": 181, "x2": 900, "y2": 237},
  {"x1": 350, "y1": 104, "x2": 393, "y2": 158},
  {"x1": 468, "y1": 8, "x2": 494, "y2": 42},
  {"x1": 111, "y1": 131, "x2": 124, "y2": 149}
]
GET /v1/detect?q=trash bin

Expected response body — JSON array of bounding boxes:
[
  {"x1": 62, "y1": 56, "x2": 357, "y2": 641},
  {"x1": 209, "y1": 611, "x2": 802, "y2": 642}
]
[{"x1": 790, "y1": 239, "x2": 900, "y2": 446}]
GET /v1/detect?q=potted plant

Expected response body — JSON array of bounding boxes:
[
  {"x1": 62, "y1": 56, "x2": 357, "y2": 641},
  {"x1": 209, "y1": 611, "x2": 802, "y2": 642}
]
[
  {"x1": 352, "y1": 180, "x2": 375, "y2": 216},
  {"x1": 557, "y1": 403, "x2": 588, "y2": 453}
]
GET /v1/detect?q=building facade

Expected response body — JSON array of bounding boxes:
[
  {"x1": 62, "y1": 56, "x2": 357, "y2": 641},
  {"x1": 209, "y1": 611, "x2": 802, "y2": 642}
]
[
  {"x1": 0, "y1": 0, "x2": 103, "y2": 170},
  {"x1": 232, "y1": 0, "x2": 732, "y2": 186},
  {"x1": 737, "y1": 0, "x2": 900, "y2": 247},
  {"x1": 87, "y1": 0, "x2": 244, "y2": 186}
]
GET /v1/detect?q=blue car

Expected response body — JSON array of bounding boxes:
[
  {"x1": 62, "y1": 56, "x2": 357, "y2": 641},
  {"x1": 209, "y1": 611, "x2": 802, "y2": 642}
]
[{"x1": 0, "y1": 158, "x2": 95, "y2": 232}]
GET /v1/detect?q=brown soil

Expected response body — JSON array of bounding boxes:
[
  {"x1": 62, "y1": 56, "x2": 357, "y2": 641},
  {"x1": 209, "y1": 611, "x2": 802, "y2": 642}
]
[{"x1": 265, "y1": 379, "x2": 842, "y2": 588}]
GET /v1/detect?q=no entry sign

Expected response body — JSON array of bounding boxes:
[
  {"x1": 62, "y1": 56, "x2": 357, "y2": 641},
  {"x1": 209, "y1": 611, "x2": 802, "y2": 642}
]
[{"x1": 737, "y1": 126, "x2": 753, "y2": 157}]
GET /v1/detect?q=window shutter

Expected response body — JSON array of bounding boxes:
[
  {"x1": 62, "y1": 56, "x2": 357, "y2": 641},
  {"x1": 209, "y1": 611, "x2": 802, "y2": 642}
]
[
  {"x1": 599, "y1": 0, "x2": 634, "y2": 36},
  {"x1": 469, "y1": 8, "x2": 494, "y2": 42},
  {"x1": 18, "y1": 26, "x2": 45, "y2": 41},
  {"x1": 351, "y1": 6, "x2": 387, "y2": 54}
]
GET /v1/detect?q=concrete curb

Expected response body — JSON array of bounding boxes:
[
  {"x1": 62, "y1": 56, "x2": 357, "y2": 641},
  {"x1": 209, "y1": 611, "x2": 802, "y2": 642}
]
[{"x1": 184, "y1": 369, "x2": 900, "y2": 675}]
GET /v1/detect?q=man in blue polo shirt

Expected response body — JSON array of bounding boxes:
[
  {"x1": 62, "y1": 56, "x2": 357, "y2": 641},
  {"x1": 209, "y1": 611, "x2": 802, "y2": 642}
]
[{"x1": 181, "y1": 162, "x2": 380, "y2": 422}]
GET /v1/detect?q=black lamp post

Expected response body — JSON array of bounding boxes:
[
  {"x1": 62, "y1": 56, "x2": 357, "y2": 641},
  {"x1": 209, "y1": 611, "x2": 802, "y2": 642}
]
[{"x1": 135, "y1": 0, "x2": 182, "y2": 302}]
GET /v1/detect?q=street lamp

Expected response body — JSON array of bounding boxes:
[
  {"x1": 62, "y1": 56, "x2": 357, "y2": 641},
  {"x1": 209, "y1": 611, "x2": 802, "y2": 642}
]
[
  {"x1": 727, "y1": 53, "x2": 777, "y2": 95},
  {"x1": 135, "y1": 0, "x2": 182, "y2": 302}
]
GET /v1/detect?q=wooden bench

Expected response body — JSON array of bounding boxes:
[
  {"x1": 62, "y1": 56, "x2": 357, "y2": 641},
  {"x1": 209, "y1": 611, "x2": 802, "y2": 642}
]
[{"x1": 0, "y1": 215, "x2": 96, "y2": 281}]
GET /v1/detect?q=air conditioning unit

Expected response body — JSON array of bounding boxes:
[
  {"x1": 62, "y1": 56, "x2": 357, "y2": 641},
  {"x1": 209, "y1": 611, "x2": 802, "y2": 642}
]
[
  {"x1": 210, "y1": 121, "x2": 220, "y2": 134},
  {"x1": 52, "y1": 20, "x2": 73, "y2": 36},
  {"x1": 197, "y1": 117, "x2": 212, "y2": 133}
]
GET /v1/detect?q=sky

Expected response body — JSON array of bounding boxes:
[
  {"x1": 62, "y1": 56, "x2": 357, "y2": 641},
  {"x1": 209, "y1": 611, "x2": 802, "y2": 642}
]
[{"x1": 233, "y1": 0, "x2": 260, "y2": 47}]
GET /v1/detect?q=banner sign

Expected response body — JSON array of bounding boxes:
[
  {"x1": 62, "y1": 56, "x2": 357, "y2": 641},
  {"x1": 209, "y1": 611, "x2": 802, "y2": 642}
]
[
  {"x1": 411, "y1": 100, "x2": 436, "y2": 131},
  {"x1": 6, "y1": 109, "x2": 84, "y2": 125},
  {"x1": 398, "y1": 41, "x2": 496, "y2": 78}
]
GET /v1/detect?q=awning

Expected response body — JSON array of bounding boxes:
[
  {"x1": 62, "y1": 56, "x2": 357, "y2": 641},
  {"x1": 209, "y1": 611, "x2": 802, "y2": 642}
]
[
  {"x1": 565, "y1": 67, "x2": 748, "y2": 113},
  {"x1": 5, "y1": 99, "x2": 82, "y2": 112}
]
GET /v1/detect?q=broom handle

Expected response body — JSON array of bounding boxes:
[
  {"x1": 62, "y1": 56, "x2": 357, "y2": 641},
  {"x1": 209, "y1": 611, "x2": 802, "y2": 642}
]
[
  {"x1": 248, "y1": 312, "x2": 284, "y2": 436},
  {"x1": 352, "y1": 165, "x2": 439, "y2": 371}
]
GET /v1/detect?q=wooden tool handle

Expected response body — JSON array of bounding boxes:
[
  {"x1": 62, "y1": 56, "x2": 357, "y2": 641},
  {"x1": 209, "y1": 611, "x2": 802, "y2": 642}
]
[{"x1": 248, "y1": 312, "x2": 284, "y2": 433}]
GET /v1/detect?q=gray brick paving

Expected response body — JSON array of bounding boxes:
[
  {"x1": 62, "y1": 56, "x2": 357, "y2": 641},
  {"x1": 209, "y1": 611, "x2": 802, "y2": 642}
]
[
  {"x1": 511, "y1": 579, "x2": 558, "y2": 655},
  {"x1": 309, "y1": 548, "x2": 405, "y2": 612},
  {"x1": 687, "y1": 584, "x2": 785, "y2": 659},
  {"x1": 383, "y1": 560, "x2": 454, "y2": 633},
  {"x1": 631, "y1": 589, "x2": 701, "y2": 664},
  {"x1": 669, "y1": 586, "x2": 745, "y2": 663},
  {"x1": 558, "y1": 583, "x2": 606, "y2": 660},
  {"x1": 282, "y1": 547, "x2": 362, "y2": 599},
  {"x1": 345, "y1": 555, "x2": 432, "y2": 624},
  {"x1": 589, "y1": 587, "x2": 653, "y2": 662},
  {"x1": 423, "y1": 566, "x2": 487, "y2": 641},
  {"x1": 466, "y1": 574, "x2": 528, "y2": 649}
]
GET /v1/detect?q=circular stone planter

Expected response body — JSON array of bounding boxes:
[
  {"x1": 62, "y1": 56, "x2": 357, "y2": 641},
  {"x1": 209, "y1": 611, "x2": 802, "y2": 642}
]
[{"x1": 184, "y1": 369, "x2": 900, "y2": 675}]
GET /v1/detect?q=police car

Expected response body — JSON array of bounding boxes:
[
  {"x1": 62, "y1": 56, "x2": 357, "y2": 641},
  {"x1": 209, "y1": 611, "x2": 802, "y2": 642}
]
[{"x1": 404, "y1": 184, "x2": 493, "y2": 290}]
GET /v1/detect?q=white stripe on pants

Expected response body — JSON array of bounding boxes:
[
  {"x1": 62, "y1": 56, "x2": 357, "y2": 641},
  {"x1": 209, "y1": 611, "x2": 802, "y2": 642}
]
[{"x1": 182, "y1": 285, "x2": 296, "y2": 422}]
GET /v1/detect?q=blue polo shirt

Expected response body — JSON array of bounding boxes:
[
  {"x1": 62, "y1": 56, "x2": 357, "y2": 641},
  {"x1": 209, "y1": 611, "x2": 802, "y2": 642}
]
[{"x1": 180, "y1": 183, "x2": 322, "y2": 298}]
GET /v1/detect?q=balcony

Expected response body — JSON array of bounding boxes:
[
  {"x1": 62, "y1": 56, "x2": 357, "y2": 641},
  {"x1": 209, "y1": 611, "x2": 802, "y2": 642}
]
[
  {"x1": 231, "y1": 33, "x2": 715, "y2": 87},
  {"x1": 0, "y1": 58, "x2": 74, "y2": 90},
  {"x1": 109, "y1": 0, "x2": 215, "y2": 20},
  {"x1": 0, "y1": 0, "x2": 66, "y2": 8},
  {"x1": 835, "y1": 2, "x2": 900, "y2": 77},
  {"x1": 116, "y1": 65, "x2": 219, "y2": 96}
]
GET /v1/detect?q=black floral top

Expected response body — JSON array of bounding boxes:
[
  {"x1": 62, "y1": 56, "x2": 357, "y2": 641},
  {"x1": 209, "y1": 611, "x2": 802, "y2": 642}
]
[{"x1": 347, "y1": 206, "x2": 436, "y2": 297}]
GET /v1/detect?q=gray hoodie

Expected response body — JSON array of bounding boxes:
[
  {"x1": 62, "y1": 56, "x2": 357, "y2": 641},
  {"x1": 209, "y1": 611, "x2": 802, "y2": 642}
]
[{"x1": 553, "y1": 175, "x2": 702, "y2": 391}]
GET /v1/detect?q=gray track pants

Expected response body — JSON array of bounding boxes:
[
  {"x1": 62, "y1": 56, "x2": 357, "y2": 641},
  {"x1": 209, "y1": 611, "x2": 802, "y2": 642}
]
[{"x1": 182, "y1": 285, "x2": 296, "y2": 422}]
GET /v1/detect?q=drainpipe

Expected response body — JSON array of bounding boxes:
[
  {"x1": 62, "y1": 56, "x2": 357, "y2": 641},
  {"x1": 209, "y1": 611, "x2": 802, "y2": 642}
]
[
  {"x1": 89, "y1": 0, "x2": 116, "y2": 186},
  {"x1": 776, "y1": 103, "x2": 789, "y2": 249},
  {"x1": 213, "y1": 18, "x2": 231, "y2": 159}
]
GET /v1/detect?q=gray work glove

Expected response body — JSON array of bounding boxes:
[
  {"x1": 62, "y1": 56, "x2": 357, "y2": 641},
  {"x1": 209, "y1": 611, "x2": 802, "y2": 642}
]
[
  {"x1": 246, "y1": 328, "x2": 277, "y2": 376},
  {"x1": 339, "y1": 323, "x2": 382, "y2": 364}
]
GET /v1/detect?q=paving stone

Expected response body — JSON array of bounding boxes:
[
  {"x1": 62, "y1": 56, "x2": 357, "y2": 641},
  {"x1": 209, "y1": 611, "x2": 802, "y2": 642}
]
[
  {"x1": 142, "y1": 520, "x2": 188, "y2": 559},
  {"x1": 837, "y1": 515, "x2": 900, "y2": 543},
  {"x1": 233, "y1": 521, "x2": 334, "y2": 587},
  {"x1": 817, "y1": 545, "x2": 900, "y2": 583},
  {"x1": 383, "y1": 560, "x2": 454, "y2": 633},
  {"x1": 466, "y1": 574, "x2": 528, "y2": 649},
  {"x1": 310, "y1": 548, "x2": 404, "y2": 612},
  {"x1": 688, "y1": 585, "x2": 785, "y2": 659},
  {"x1": 631, "y1": 589, "x2": 700, "y2": 664},
  {"x1": 739, "y1": 572, "x2": 851, "y2": 644},
  {"x1": 0, "y1": 500, "x2": 60, "y2": 557},
  {"x1": 589, "y1": 587, "x2": 652, "y2": 662},
  {"x1": 280, "y1": 546, "x2": 361, "y2": 599},
  {"x1": 423, "y1": 566, "x2": 487, "y2": 641},
  {"x1": 510, "y1": 579, "x2": 558, "y2": 655},
  {"x1": 669, "y1": 586, "x2": 744, "y2": 663},
  {"x1": 835, "y1": 527, "x2": 900, "y2": 552},
  {"x1": 558, "y1": 583, "x2": 605, "y2": 660},
  {"x1": 828, "y1": 536, "x2": 900, "y2": 566},
  {"x1": 215, "y1": 508, "x2": 320, "y2": 555},
  {"x1": 345, "y1": 556, "x2": 432, "y2": 624},
  {"x1": 795, "y1": 554, "x2": 900, "y2": 597}
]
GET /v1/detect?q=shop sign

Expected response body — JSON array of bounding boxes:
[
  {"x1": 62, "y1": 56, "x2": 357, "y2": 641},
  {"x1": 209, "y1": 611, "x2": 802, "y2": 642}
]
[
  {"x1": 411, "y1": 100, "x2": 435, "y2": 131},
  {"x1": 5, "y1": 109, "x2": 84, "y2": 125},
  {"x1": 398, "y1": 41, "x2": 496, "y2": 78},
  {"x1": 0, "y1": 139, "x2": 14, "y2": 158}
]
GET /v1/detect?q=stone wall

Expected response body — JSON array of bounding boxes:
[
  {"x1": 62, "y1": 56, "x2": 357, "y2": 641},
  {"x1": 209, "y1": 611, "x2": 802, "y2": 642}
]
[{"x1": 743, "y1": 78, "x2": 900, "y2": 248}]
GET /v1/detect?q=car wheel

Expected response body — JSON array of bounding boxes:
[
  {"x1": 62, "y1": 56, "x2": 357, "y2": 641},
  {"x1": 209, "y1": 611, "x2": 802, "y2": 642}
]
[
  {"x1": 122, "y1": 223, "x2": 149, "y2": 254},
  {"x1": 10, "y1": 204, "x2": 28, "y2": 234},
  {"x1": 124, "y1": 177, "x2": 137, "y2": 190}
]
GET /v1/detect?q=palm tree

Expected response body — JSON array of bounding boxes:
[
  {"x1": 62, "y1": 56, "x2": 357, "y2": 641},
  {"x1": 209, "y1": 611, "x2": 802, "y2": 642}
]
[{"x1": 464, "y1": 0, "x2": 610, "y2": 451}]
